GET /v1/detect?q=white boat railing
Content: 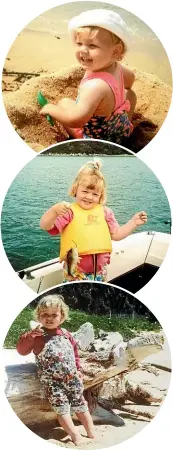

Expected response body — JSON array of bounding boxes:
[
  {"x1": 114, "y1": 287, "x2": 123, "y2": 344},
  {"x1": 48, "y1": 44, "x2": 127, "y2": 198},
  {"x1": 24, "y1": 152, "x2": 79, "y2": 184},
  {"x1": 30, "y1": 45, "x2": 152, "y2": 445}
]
[{"x1": 18, "y1": 231, "x2": 170, "y2": 293}]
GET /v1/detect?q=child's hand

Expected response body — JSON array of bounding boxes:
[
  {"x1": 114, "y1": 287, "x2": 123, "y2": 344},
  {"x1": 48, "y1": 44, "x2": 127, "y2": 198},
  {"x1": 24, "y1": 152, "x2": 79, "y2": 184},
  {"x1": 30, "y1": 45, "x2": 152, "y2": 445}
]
[
  {"x1": 52, "y1": 202, "x2": 71, "y2": 216},
  {"x1": 30, "y1": 327, "x2": 44, "y2": 338},
  {"x1": 132, "y1": 211, "x2": 148, "y2": 227},
  {"x1": 57, "y1": 97, "x2": 76, "y2": 108},
  {"x1": 40, "y1": 104, "x2": 55, "y2": 115}
]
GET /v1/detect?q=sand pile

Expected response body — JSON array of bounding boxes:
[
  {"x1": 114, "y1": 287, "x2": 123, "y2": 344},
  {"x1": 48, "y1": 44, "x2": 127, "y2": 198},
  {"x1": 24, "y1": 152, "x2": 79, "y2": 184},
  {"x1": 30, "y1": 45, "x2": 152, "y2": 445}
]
[{"x1": 3, "y1": 66, "x2": 172, "y2": 152}]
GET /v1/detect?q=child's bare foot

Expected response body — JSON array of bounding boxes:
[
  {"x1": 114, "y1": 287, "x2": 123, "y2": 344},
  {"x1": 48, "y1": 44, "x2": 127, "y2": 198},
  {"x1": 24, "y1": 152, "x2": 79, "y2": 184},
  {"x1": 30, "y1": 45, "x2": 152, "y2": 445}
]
[
  {"x1": 87, "y1": 430, "x2": 95, "y2": 439},
  {"x1": 71, "y1": 432, "x2": 84, "y2": 446}
]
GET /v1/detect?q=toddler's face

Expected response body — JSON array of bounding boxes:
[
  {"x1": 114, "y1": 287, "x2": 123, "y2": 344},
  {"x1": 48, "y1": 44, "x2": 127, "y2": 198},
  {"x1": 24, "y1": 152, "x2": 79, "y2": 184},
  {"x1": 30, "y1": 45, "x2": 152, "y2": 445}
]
[
  {"x1": 39, "y1": 307, "x2": 62, "y2": 329},
  {"x1": 75, "y1": 28, "x2": 119, "y2": 71},
  {"x1": 76, "y1": 182, "x2": 102, "y2": 209}
]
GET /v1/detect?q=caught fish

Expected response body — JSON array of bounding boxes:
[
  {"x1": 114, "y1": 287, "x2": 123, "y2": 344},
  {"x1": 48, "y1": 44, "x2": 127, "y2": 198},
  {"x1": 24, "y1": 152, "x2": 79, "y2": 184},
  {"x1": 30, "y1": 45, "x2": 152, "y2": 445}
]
[{"x1": 66, "y1": 241, "x2": 81, "y2": 276}]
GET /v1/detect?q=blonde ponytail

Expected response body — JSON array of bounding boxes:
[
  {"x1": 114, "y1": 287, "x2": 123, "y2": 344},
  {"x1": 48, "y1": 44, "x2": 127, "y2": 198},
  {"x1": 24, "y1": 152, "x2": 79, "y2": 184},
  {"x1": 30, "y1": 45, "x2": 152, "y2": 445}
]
[{"x1": 69, "y1": 159, "x2": 106, "y2": 204}]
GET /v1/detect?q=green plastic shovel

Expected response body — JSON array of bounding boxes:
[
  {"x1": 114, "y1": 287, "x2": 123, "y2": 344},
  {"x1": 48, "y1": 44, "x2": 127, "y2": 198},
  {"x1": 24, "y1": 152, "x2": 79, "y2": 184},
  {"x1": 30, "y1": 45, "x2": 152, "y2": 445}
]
[{"x1": 37, "y1": 91, "x2": 54, "y2": 127}]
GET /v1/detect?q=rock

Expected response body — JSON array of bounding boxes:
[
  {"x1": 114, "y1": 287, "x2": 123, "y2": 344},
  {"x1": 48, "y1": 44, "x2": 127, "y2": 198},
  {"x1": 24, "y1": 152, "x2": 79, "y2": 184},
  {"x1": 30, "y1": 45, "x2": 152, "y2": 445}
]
[
  {"x1": 73, "y1": 322, "x2": 95, "y2": 351},
  {"x1": 98, "y1": 329, "x2": 109, "y2": 339},
  {"x1": 90, "y1": 404, "x2": 125, "y2": 427},
  {"x1": 124, "y1": 368, "x2": 171, "y2": 402},
  {"x1": 142, "y1": 333, "x2": 172, "y2": 372},
  {"x1": 125, "y1": 379, "x2": 162, "y2": 404},
  {"x1": 91, "y1": 332, "x2": 123, "y2": 352},
  {"x1": 98, "y1": 376, "x2": 126, "y2": 403},
  {"x1": 126, "y1": 333, "x2": 164, "y2": 362}
]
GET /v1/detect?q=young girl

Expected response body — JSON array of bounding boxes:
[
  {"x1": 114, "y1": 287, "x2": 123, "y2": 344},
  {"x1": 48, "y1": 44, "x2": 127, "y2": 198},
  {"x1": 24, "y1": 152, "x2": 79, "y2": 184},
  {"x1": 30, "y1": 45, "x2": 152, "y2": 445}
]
[
  {"x1": 40, "y1": 9, "x2": 136, "y2": 144},
  {"x1": 17, "y1": 295, "x2": 95, "y2": 446},
  {"x1": 40, "y1": 160, "x2": 147, "y2": 282}
]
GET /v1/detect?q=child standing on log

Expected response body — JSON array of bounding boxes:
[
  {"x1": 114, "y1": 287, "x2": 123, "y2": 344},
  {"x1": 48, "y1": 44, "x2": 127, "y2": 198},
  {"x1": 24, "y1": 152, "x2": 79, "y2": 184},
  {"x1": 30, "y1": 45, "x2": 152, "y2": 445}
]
[
  {"x1": 40, "y1": 160, "x2": 147, "y2": 282},
  {"x1": 40, "y1": 9, "x2": 136, "y2": 144},
  {"x1": 17, "y1": 295, "x2": 95, "y2": 446}
]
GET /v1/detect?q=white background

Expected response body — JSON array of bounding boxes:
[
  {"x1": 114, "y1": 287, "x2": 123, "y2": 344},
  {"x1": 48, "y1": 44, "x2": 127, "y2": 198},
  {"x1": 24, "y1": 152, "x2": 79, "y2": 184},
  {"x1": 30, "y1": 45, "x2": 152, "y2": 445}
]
[{"x1": 0, "y1": 1, "x2": 173, "y2": 450}]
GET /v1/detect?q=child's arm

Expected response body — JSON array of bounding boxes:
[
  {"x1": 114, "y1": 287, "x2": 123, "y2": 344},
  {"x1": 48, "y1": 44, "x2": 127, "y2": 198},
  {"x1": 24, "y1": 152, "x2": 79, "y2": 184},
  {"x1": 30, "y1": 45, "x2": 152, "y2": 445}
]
[
  {"x1": 39, "y1": 79, "x2": 107, "y2": 128},
  {"x1": 121, "y1": 65, "x2": 135, "y2": 89},
  {"x1": 40, "y1": 202, "x2": 71, "y2": 231},
  {"x1": 16, "y1": 328, "x2": 44, "y2": 356},
  {"x1": 111, "y1": 211, "x2": 147, "y2": 241}
]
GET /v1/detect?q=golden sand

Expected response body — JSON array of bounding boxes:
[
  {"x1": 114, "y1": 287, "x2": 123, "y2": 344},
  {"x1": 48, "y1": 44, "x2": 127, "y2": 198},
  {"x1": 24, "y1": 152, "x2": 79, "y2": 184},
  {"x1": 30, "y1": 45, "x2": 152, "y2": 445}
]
[{"x1": 3, "y1": 65, "x2": 172, "y2": 153}]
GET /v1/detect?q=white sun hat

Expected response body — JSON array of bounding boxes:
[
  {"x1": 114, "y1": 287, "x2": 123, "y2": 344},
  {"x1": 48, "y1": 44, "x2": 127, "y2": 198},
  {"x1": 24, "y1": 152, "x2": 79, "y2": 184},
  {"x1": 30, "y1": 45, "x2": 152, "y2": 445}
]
[{"x1": 68, "y1": 9, "x2": 131, "y2": 50}]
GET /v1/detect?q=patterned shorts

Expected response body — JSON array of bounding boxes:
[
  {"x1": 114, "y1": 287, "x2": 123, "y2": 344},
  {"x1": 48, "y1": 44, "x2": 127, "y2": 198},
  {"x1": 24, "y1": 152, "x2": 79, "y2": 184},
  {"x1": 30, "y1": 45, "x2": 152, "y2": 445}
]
[
  {"x1": 36, "y1": 334, "x2": 88, "y2": 415},
  {"x1": 63, "y1": 262, "x2": 108, "y2": 283},
  {"x1": 40, "y1": 373, "x2": 88, "y2": 415},
  {"x1": 83, "y1": 111, "x2": 132, "y2": 143}
]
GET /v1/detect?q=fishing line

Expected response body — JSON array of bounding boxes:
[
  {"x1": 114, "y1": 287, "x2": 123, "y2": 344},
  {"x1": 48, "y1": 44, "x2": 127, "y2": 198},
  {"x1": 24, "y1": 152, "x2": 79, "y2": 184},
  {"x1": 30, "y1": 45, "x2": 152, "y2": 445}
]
[
  {"x1": 92, "y1": 255, "x2": 97, "y2": 280},
  {"x1": 139, "y1": 216, "x2": 171, "y2": 279},
  {"x1": 138, "y1": 232, "x2": 155, "y2": 279},
  {"x1": 37, "y1": 276, "x2": 44, "y2": 294}
]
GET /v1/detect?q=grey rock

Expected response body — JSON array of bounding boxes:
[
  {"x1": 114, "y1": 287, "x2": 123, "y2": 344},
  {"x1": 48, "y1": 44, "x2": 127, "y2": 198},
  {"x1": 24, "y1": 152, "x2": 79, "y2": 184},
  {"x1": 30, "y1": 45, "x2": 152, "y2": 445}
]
[
  {"x1": 91, "y1": 404, "x2": 125, "y2": 426},
  {"x1": 73, "y1": 322, "x2": 95, "y2": 351},
  {"x1": 91, "y1": 331, "x2": 123, "y2": 352}
]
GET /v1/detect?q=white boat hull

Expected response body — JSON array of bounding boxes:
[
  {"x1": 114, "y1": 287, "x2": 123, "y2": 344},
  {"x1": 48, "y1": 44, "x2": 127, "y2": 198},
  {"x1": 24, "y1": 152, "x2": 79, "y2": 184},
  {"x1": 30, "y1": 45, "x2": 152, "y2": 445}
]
[{"x1": 18, "y1": 231, "x2": 170, "y2": 293}]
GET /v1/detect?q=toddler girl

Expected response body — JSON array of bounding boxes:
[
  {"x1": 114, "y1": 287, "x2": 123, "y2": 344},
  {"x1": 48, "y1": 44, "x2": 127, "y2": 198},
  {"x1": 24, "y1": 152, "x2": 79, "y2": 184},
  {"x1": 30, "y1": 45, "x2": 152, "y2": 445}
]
[
  {"x1": 40, "y1": 9, "x2": 136, "y2": 144},
  {"x1": 40, "y1": 160, "x2": 147, "y2": 282},
  {"x1": 17, "y1": 294, "x2": 95, "y2": 446}
]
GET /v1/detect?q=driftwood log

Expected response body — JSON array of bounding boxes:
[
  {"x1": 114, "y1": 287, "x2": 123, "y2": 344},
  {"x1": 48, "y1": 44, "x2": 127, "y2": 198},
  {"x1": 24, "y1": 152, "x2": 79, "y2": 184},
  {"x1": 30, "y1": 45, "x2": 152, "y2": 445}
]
[
  {"x1": 4, "y1": 331, "x2": 167, "y2": 429},
  {"x1": 4, "y1": 359, "x2": 130, "y2": 427}
]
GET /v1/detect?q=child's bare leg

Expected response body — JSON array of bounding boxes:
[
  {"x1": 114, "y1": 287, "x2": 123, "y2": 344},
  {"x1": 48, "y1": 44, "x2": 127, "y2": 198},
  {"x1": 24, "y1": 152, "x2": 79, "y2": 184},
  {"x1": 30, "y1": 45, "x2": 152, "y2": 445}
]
[
  {"x1": 63, "y1": 126, "x2": 76, "y2": 138},
  {"x1": 75, "y1": 411, "x2": 95, "y2": 438},
  {"x1": 57, "y1": 413, "x2": 82, "y2": 445},
  {"x1": 63, "y1": 125, "x2": 83, "y2": 139},
  {"x1": 126, "y1": 89, "x2": 137, "y2": 121}
]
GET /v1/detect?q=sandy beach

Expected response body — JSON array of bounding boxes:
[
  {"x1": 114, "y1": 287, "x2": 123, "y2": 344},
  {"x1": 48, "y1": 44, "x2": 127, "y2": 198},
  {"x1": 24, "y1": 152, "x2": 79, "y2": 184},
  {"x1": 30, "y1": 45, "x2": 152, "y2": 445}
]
[
  {"x1": 3, "y1": 2, "x2": 172, "y2": 88},
  {"x1": 2, "y1": 2, "x2": 172, "y2": 152},
  {"x1": 3, "y1": 65, "x2": 172, "y2": 153},
  {"x1": 4, "y1": 334, "x2": 171, "y2": 449}
]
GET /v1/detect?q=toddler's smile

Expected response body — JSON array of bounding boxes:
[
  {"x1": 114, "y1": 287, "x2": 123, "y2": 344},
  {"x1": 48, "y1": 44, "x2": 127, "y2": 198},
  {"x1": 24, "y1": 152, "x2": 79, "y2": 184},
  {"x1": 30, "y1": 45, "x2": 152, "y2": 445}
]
[{"x1": 75, "y1": 28, "x2": 117, "y2": 72}]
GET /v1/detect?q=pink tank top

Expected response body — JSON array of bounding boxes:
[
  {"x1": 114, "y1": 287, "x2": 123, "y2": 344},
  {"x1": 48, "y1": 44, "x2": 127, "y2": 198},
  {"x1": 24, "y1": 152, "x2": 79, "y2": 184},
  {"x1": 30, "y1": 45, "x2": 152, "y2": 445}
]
[{"x1": 80, "y1": 66, "x2": 130, "y2": 115}]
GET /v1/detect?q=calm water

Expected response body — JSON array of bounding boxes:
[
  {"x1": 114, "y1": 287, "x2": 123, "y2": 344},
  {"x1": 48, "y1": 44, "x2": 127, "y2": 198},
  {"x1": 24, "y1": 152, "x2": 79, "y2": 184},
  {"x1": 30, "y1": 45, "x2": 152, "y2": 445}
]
[
  {"x1": 26, "y1": 1, "x2": 172, "y2": 85},
  {"x1": 1, "y1": 155, "x2": 171, "y2": 271}
]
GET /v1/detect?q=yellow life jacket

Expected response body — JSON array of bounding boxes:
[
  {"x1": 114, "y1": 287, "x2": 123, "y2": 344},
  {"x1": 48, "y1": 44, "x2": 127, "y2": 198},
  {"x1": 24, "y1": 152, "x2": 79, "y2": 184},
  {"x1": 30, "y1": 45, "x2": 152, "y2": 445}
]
[{"x1": 60, "y1": 203, "x2": 112, "y2": 262}]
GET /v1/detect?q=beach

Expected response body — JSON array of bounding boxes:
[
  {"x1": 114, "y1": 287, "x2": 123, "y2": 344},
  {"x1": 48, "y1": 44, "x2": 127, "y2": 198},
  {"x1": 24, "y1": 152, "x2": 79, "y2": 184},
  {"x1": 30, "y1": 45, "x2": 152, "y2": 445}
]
[
  {"x1": 3, "y1": 333, "x2": 171, "y2": 449},
  {"x1": 2, "y1": 2, "x2": 172, "y2": 152},
  {"x1": 3, "y1": 2, "x2": 172, "y2": 89}
]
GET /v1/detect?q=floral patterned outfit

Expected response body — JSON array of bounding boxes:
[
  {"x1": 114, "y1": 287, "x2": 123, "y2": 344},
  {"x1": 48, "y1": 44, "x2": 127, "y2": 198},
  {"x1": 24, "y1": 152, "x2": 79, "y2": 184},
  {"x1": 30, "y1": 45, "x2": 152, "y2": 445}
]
[{"x1": 17, "y1": 327, "x2": 88, "y2": 415}]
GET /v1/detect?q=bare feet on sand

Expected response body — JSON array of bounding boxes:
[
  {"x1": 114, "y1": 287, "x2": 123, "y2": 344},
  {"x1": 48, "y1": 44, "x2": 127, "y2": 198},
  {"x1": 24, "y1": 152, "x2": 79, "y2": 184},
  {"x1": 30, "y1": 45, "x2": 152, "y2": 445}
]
[
  {"x1": 71, "y1": 432, "x2": 95, "y2": 446},
  {"x1": 71, "y1": 432, "x2": 86, "y2": 446},
  {"x1": 87, "y1": 430, "x2": 95, "y2": 439}
]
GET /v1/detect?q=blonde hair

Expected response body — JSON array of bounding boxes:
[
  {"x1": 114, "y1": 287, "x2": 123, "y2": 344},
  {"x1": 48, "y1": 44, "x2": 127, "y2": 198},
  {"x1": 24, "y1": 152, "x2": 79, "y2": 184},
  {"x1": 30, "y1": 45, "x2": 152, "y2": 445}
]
[
  {"x1": 75, "y1": 26, "x2": 126, "y2": 59},
  {"x1": 69, "y1": 159, "x2": 106, "y2": 204},
  {"x1": 34, "y1": 294, "x2": 69, "y2": 323}
]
